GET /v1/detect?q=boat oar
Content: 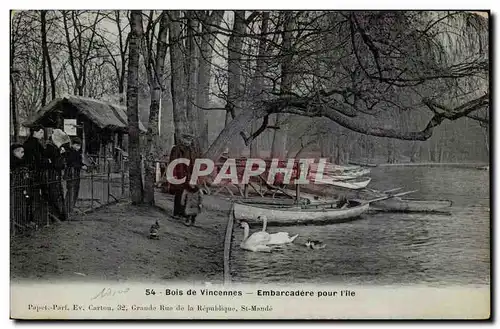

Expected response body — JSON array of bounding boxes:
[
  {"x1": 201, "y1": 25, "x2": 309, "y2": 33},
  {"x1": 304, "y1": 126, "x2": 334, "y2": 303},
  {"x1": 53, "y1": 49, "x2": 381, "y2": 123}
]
[
  {"x1": 366, "y1": 190, "x2": 418, "y2": 204},
  {"x1": 365, "y1": 187, "x2": 402, "y2": 195},
  {"x1": 382, "y1": 187, "x2": 404, "y2": 194}
]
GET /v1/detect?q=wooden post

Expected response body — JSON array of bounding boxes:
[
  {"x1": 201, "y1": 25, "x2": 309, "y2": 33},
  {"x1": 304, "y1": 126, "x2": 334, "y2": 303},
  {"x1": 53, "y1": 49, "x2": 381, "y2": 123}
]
[
  {"x1": 223, "y1": 205, "x2": 235, "y2": 286},
  {"x1": 107, "y1": 160, "x2": 111, "y2": 204},
  {"x1": 243, "y1": 183, "x2": 249, "y2": 198},
  {"x1": 121, "y1": 152, "x2": 125, "y2": 197},
  {"x1": 295, "y1": 161, "x2": 301, "y2": 205},
  {"x1": 90, "y1": 170, "x2": 94, "y2": 211},
  {"x1": 81, "y1": 122, "x2": 86, "y2": 155}
]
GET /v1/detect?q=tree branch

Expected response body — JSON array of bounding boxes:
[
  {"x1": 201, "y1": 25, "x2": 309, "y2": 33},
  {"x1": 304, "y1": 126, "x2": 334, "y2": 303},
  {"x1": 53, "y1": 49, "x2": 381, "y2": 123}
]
[
  {"x1": 239, "y1": 114, "x2": 276, "y2": 146},
  {"x1": 264, "y1": 93, "x2": 489, "y2": 141}
]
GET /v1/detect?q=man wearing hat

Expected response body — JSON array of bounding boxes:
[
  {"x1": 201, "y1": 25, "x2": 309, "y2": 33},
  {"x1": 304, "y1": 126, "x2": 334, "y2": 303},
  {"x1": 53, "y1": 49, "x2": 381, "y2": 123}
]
[
  {"x1": 65, "y1": 137, "x2": 87, "y2": 214},
  {"x1": 168, "y1": 133, "x2": 200, "y2": 219},
  {"x1": 23, "y1": 125, "x2": 50, "y2": 225},
  {"x1": 23, "y1": 125, "x2": 49, "y2": 172},
  {"x1": 45, "y1": 128, "x2": 71, "y2": 221}
]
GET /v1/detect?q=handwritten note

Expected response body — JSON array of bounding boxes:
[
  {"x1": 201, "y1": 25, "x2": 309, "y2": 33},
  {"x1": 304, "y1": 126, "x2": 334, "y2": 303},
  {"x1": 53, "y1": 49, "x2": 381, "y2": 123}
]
[{"x1": 90, "y1": 287, "x2": 130, "y2": 300}]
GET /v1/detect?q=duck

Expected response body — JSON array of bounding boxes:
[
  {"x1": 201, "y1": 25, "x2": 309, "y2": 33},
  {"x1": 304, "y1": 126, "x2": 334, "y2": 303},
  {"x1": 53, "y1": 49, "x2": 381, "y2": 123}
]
[
  {"x1": 305, "y1": 239, "x2": 326, "y2": 250},
  {"x1": 149, "y1": 220, "x2": 160, "y2": 240},
  {"x1": 258, "y1": 215, "x2": 298, "y2": 245},
  {"x1": 239, "y1": 221, "x2": 272, "y2": 252}
]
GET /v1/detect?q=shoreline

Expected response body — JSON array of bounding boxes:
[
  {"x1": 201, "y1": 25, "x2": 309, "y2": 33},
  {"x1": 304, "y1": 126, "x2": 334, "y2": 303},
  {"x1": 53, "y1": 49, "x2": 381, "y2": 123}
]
[{"x1": 371, "y1": 162, "x2": 489, "y2": 168}]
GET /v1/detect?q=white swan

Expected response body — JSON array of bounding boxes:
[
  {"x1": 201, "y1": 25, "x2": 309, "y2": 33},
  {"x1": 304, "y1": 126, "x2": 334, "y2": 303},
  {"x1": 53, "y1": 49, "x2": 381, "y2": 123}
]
[
  {"x1": 239, "y1": 222, "x2": 272, "y2": 252},
  {"x1": 258, "y1": 216, "x2": 298, "y2": 245}
]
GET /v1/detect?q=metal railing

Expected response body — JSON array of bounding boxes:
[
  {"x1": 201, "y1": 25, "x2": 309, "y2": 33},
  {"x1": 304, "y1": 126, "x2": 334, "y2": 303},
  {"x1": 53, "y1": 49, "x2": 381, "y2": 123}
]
[{"x1": 10, "y1": 158, "x2": 129, "y2": 237}]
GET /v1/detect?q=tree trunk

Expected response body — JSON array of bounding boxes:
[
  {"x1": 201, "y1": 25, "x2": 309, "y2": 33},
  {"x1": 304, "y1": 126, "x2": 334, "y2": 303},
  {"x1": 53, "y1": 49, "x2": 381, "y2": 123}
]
[
  {"x1": 387, "y1": 138, "x2": 394, "y2": 163},
  {"x1": 41, "y1": 11, "x2": 47, "y2": 107},
  {"x1": 204, "y1": 108, "x2": 266, "y2": 161},
  {"x1": 482, "y1": 126, "x2": 489, "y2": 154},
  {"x1": 143, "y1": 12, "x2": 168, "y2": 205},
  {"x1": 271, "y1": 114, "x2": 288, "y2": 159},
  {"x1": 41, "y1": 10, "x2": 56, "y2": 100},
  {"x1": 41, "y1": 54, "x2": 47, "y2": 106},
  {"x1": 116, "y1": 10, "x2": 127, "y2": 100},
  {"x1": 127, "y1": 10, "x2": 144, "y2": 204},
  {"x1": 10, "y1": 18, "x2": 18, "y2": 142},
  {"x1": 185, "y1": 11, "x2": 199, "y2": 138},
  {"x1": 226, "y1": 10, "x2": 246, "y2": 157},
  {"x1": 197, "y1": 10, "x2": 224, "y2": 152},
  {"x1": 168, "y1": 11, "x2": 189, "y2": 142},
  {"x1": 271, "y1": 12, "x2": 294, "y2": 160},
  {"x1": 62, "y1": 11, "x2": 81, "y2": 96},
  {"x1": 249, "y1": 12, "x2": 270, "y2": 158}
]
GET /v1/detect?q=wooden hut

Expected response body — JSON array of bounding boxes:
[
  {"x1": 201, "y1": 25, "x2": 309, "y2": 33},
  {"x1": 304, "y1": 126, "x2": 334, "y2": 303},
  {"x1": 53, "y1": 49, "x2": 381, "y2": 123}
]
[{"x1": 24, "y1": 95, "x2": 147, "y2": 172}]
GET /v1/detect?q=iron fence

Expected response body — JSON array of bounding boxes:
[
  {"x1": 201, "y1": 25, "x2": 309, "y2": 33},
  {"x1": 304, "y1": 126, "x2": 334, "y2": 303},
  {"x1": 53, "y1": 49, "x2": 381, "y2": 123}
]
[{"x1": 10, "y1": 157, "x2": 129, "y2": 237}]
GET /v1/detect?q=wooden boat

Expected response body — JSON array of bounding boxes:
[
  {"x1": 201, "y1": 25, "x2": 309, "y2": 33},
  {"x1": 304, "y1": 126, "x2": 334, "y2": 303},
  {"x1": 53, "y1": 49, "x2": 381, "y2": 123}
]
[
  {"x1": 308, "y1": 168, "x2": 371, "y2": 181},
  {"x1": 232, "y1": 196, "x2": 310, "y2": 206},
  {"x1": 313, "y1": 177, "x2": 372, "y2": 190},
  {"x1": 370, "y1": 197, "x2": 452, "y2": 213},
  {"x1": 233, "y1": 200, "x2": 369, "y2": 226},
  {"x1": 348, "y1": 160, "x2": 378, "y2": 167}
]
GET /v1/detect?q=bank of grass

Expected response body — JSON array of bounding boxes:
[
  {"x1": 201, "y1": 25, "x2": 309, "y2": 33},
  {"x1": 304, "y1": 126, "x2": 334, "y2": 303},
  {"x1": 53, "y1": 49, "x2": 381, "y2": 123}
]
[{"x1": 10, "y1": 196, "x2": 231, "y2": 283}]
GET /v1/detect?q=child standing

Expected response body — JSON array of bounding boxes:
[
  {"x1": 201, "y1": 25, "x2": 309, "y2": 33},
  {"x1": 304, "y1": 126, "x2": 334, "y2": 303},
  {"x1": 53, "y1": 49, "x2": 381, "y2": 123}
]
[
  {"x1": 64, "y1": 137, "x2": 87, "y2": 214},
  {"x1": 10, "y1": 144, "x2": 33, "y2": 232},
  {"x1": 182, "y1": 184, "x2": 203, "y2": 226}
]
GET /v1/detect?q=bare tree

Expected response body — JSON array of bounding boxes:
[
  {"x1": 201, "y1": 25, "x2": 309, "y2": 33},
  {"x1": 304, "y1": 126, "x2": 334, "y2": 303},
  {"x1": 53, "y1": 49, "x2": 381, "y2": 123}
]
[
  {"x1": 40, "y1": 10, "x2": 56, "y2": 103},
  {"x1": 196, "y1": 10, "x2": 224, "y2": 151},
  {"x1": 96, "y1": 11, "x2": 130, "y2": 103},
  {"x1": 203, "y1": 11, "x2": 489, "y2": 162},
  {"x1": 168, "y1": 11, "x2": 190, "y2": 141},
  {"x1": 62, "y1": 10, "x2": 103, "y2": 96},
  {"x1": 271, "y1": 11, "x2": 294, "y2": 159},
  {"x1": 226, "y1": 11, "x2": 246, "y2": 156},
  {"x1": 127, "y1": 10, "x2": 144, "y2": 204},
  {"x1": 185, "y1": 11, "x2": 199, "y2": 138},
  {"x1": 143, "y1": 12, "x2": 169, "y2": 205}
]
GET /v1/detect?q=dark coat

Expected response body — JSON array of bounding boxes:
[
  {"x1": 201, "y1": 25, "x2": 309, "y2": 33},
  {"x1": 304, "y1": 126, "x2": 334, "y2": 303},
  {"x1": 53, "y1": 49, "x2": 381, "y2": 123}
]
[
  {"x1": 169, "y1": 143, "x2": 199, "y2": 190},
  {"x1": 45, "y1": 142, "x2": 66, "y2": 179},
  {"x1": 23, "y1": 136, "x2": 48, "y2": 171},
  {"x1": 64, "y1": 148, "x2": 83, "y2": 179},
  {"x1": 10, "y1": 155, "x2": 27, "y2": 172}
]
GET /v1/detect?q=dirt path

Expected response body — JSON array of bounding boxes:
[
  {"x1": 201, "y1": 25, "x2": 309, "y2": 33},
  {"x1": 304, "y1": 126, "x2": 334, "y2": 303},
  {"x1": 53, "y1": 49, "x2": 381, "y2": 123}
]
[{"x1": 11, "y1": 192, "x2": 232, "y2": 283}]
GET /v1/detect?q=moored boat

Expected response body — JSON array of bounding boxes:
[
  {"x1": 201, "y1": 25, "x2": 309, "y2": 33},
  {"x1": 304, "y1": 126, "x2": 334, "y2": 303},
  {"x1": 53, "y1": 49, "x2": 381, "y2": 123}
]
[
  {"x1": 369, "y1": 197, "x2": 452, "y2": 213},
  {"x1": 233, "y1": 200, "x2": 369, "y2": 226},
  {"x1": 313, "y1": 177, "x2": 372, "y2": 189}
]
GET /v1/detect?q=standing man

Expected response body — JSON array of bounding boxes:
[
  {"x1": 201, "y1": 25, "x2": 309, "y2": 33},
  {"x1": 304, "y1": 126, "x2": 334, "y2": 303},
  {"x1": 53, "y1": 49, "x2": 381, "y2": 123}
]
[
  {"x1": 23, "y1": 125, "x2": 48, "y2": 172},
  {"x1": 45, "y1": 129, "x2": 70, "y2": 221},
  {"x1": 169, "y1": 133, "x2": 199, "y2": 219},
  {"x1": 64, "y1": 137, "x2": 87, "y2": 214},
  {"x1": 23, "y1": 125, "x2": 49, "y2": 225}
]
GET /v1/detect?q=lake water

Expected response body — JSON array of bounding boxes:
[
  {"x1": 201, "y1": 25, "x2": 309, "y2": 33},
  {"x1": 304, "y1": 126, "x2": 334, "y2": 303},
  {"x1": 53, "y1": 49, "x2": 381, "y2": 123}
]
[{"x1": 230, "y1": 166, "x2": 490, "y2": 286}]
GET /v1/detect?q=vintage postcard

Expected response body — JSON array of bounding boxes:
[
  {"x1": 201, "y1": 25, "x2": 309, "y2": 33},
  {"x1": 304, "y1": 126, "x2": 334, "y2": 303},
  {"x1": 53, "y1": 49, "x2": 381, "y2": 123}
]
[{"x1": 9, "y1": 9, "x2": 490, "y2": 320}]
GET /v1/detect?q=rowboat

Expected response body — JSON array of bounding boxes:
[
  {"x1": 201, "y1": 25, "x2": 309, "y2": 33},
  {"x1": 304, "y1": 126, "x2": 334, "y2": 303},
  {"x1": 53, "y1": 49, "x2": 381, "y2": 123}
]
[
  {"x1": 348, "y1": 160, "x2": 378, "y2": 167},
  {"x1": 308, "y1": 168, "x2": 371, "y2": 181},
  {"x1": 370, "y1": 197, "x2": 452, "y2": 213},
  {"x1": 313, "y1": 177, "x2": 372, "y2": 190},
  {"x1": 233, "y1": 200, "x2": 369, "y2": 226}
]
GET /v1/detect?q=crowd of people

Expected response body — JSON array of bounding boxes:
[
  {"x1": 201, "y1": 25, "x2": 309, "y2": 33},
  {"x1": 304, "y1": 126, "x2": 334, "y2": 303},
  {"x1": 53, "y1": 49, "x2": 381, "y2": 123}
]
[
  {"x1": 10, "y1": 125, "x2": 86, "y2": 232},
  {"x1": 11, "y1": 126, "x2": 205, "y2": 233}
]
